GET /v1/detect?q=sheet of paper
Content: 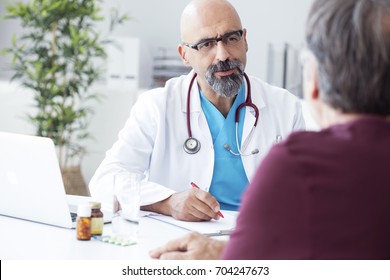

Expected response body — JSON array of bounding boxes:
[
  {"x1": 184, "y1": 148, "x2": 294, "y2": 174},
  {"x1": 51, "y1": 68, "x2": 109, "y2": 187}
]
[{"x1": 146, "y1": 211, "x2": 238, "y2": 236}]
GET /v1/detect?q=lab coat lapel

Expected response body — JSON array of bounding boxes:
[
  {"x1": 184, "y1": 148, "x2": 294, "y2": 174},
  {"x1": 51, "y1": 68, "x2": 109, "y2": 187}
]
[
  {"x1": 192, "y1": 82, "x2": 212, "y2": 142},
  {"x1": 241, "y1": 107, "x2": 257, "y2": 151}
]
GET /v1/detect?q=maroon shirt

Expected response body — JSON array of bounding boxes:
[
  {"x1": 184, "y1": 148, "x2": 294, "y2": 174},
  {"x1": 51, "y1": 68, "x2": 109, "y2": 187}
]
[{"x1": 222, "y1": 116, "x2": 390, "y2": 259}]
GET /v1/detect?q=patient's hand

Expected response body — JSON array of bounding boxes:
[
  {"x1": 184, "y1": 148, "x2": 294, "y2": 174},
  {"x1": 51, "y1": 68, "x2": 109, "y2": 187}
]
[
  {"x1": 141, "y1": 189, "x2": 221, "y2": 221},
  {"x1": 149, "y1": 232, "x2": 226, "y2": 260}
]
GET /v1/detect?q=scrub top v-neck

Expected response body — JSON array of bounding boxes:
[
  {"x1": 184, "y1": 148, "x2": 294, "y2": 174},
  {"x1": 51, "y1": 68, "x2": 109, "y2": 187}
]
[{"x1": 199, "y1": 85, "x2": 249, "y2": 211}]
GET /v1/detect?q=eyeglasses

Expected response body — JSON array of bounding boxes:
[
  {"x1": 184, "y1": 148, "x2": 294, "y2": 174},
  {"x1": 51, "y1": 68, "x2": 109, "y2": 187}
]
[{"x1": 183, "y1": 30, "x2": 243, "y2": 52}]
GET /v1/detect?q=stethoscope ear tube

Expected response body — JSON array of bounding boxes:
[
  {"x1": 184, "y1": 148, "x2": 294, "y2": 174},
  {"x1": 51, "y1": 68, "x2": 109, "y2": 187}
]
[{"x1": 184, "y1": 73, "x2": 201, "y2": 154}]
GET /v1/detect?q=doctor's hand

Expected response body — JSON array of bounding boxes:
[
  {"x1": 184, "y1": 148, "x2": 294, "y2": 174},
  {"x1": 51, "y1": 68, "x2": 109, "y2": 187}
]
[
  {"x1": 150, "y1": 232, "x2": 226, "y2": 260},
  {"x1": 165, "y1": 188, "x2": 222, "y2": 221},
  {"x1": 141, "y1": 188, "x2": 221, "y2": 221}
]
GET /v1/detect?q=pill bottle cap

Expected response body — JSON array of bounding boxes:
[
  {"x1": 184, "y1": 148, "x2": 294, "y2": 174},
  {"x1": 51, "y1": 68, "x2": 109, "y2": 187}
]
[
  {"x1": 89, "y1": 201, "x2": 101, "y2": 209},
  {"x1": 77, "y1": 204, "x2": 91, "y2": 217}
]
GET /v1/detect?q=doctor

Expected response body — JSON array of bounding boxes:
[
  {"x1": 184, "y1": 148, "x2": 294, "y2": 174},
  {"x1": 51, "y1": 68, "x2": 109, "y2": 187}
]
[{"x1": 89, "y1": 0, "x2": 305, "y2": 221}]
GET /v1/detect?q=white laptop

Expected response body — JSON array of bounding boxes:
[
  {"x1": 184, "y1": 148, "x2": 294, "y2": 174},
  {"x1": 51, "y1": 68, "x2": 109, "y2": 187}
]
[{"x1": 0, "y1": 131, "x2": 111, "y2": 228}]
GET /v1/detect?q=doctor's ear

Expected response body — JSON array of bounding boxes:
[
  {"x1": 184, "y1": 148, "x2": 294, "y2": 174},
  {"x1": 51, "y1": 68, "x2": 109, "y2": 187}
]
[{"x1": 178, "y1": 44, "x2": 191, "y2": 66}]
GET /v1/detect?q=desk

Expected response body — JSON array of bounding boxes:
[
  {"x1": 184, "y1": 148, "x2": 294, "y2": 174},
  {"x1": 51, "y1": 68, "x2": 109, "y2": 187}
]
[{"x1": 0, "y1": 214, "x2": 229, "y2": 259}]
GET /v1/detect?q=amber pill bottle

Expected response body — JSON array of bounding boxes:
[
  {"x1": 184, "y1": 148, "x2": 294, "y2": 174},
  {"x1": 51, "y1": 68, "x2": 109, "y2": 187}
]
[
  {"x1": 76, "y1": 204, "x2": 91, "y2": 241},
  {"x1": 89, "y1": 201, "x2": 104, "y2": 236}
]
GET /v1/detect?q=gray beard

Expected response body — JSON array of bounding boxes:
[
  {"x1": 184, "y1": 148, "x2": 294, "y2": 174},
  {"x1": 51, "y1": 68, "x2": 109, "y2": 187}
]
[{"x1": 205, "y1": 60, "x2": 245, "y2": 98}]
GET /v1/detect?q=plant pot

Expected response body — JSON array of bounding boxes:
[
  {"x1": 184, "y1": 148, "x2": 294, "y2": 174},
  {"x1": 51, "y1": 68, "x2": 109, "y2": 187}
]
[{"x1": 61, "y1": 166, "x2": 90, "y2": 196}]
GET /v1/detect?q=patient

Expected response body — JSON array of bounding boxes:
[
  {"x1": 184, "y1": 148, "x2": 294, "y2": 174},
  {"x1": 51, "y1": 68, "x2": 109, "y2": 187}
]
[{"x1": 150, "y1": 0, "x2": 390, "y2": 260}]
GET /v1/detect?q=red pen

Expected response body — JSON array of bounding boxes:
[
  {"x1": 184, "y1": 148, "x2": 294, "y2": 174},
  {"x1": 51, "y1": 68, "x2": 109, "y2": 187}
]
[{"x1": 190, "y1": 182, "x2": 224, "y2": 218}]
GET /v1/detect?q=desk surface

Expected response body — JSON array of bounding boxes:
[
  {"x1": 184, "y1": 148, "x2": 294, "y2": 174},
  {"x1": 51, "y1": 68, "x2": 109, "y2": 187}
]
[{"x1": 0, "y1": 214, "x2": 230, "y2": 259}]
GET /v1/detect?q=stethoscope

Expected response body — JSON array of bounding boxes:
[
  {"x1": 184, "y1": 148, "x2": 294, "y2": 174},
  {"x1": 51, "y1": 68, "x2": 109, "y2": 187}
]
[{"x1": 184, "y1": 72, "x2": 260, "y2": 156}]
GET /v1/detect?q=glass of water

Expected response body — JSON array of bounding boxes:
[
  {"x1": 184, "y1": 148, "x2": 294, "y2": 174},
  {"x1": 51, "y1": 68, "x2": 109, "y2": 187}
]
[{"x1": 112, "y1": 171, "x2": 142, "y2": 245}]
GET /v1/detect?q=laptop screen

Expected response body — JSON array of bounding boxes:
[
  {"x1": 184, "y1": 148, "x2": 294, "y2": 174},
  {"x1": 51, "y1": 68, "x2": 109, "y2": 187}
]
[{"x1": 0, "y1": 131, "x2": 77, "y2": 228}]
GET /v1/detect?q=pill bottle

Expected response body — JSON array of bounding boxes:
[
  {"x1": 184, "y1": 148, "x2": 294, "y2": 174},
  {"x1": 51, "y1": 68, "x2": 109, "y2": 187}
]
[
  {"x1": 89, "y1": 201, "x2": 104, "y2": 236},
  {"x1": 76, "y1": 204, "x2": 91, "y2": 241}
]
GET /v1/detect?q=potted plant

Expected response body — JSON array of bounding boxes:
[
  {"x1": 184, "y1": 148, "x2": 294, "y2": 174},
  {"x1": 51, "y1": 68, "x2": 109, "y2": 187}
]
[{"x1": 2, "y1": 0, "x2": 128, "y2": 195}]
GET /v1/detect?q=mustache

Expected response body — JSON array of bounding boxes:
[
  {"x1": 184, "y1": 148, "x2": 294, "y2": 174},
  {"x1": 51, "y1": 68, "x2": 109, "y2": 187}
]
[{"x1": 208, "y1": 60, "x2": 244, "y2": 75}]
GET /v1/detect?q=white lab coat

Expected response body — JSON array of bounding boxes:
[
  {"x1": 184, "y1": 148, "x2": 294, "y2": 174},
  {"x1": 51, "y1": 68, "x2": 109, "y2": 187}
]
[{"x1": 89, "y1": 70, "x2": 305, "y2": 206}]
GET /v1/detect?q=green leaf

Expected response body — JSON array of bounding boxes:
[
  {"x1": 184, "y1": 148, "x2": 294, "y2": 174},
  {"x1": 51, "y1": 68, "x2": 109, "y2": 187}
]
[
  {"x1": 3, "y1": 0, "x2": 129, "y2": 166},
  {"x1": 11, "y1": 34, "x2": 17, "y2": 45}
]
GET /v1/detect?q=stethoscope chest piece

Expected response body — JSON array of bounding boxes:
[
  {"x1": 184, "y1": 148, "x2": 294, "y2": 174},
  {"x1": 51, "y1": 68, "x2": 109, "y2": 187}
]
[{"x1": 184, "y1": 137, "x2": 201, "y2": 154}]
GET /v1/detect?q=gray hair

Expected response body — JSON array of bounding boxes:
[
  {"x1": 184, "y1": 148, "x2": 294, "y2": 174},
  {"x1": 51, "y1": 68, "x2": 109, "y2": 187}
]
[{"x1": 306, "y1": 0, "x2": 390, "y2": 115}]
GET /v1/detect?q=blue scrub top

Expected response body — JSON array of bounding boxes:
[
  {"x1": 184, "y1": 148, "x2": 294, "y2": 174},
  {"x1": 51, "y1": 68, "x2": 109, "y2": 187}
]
[{"x1": 199, "y1": 85, "x2": 249, "y2": 211}]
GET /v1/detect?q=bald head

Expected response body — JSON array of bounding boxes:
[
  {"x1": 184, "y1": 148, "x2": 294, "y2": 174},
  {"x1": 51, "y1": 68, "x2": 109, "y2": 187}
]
[{"x1": 180, "y1": 0, "x2": 242, "y2": 42}]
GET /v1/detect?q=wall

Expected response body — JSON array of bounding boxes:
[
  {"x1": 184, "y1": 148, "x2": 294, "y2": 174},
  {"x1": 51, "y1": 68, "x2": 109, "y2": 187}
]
[{"x1": 0, "y1": 0, "x2": 315, "y2": 184}]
